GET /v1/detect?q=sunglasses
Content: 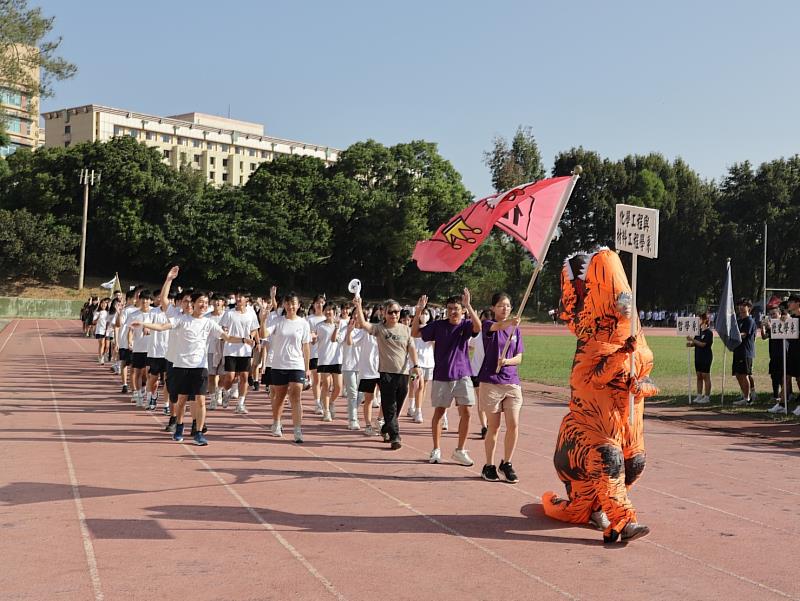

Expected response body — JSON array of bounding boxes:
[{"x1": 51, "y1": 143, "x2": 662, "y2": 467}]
[{"x1": 386, "y1": 309, "x2": 400, "y2": 315}]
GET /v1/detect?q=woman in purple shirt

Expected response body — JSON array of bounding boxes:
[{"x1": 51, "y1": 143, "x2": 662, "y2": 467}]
[{"x1": 479, "y1": 292, "x2": 525, "y2": 484}]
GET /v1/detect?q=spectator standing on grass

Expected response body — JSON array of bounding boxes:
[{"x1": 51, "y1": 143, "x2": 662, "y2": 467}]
[
  {"x1": 686, "y1": 313, "x2": 713, "y2": 404},
  {"x1": 763, "y1": 303, "x2": 791, "y2": 414},
  {"x1": 787, "y1": 294, "x2": 800, "y2": 415},
  {"x1": 732, "y1": 299, "x2": 758, "y2": 406}
]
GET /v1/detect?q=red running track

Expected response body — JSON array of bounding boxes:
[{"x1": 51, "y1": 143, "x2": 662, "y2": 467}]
[{"x1": 1, "y1": 319, "x2": 798, "y2": 601}]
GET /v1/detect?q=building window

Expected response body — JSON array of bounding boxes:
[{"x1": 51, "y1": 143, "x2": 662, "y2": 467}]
[
  {"x1": 146, "y1": 131, "x2": 156, "y2": 141},
  {"x1": 250, "y1": 163, "x2": 256, "y2": 171},
  {"x1": 209, "y1": 171, "x2": 215, "y2": 180},
  {"x1": 177, "y1": 136, "x2": 186, "y2": 146},
  {"x1": 64, "y1": 125, "x2": 71, "y2": 134},
  {"x1": 239, "y1": 161, "x2": 243, "y2": 170},
  {"x1": 261, "y1": 150, "x2": 268, "y2": 158},
  {"x1": 222, "y1": 158, "x2": 228, "y2": 168},
  {"x1": 163, "y1": 149, "x2": 171, "y2": 159},
  {"x1": 221, "y1": 144, "x2": 228, "y2": 152},
  {"x1": 128, "y1": 129, "x2": 138, "y2": 138},
  {"x1": 222, "y1": 173, "x2": 228, "y2": 182},
  {"x1": 209, "y1": 157, "x2": 215, "y2": 166},
  {"x1": 207, "y1": 142, "x2": 215, "y2": 151},
  {"x1": 180, "y1": 151, "x2": 187, "y2": 163},
  {"x1": 4, "y1": 116, "x2": 21, "y2": 133},
  {"x1": 161, "y1": 134, "x2": 171, "y2": 143},
  {"x1": 192, "y1": 139, "x2": 201, "y2": 148},
  {"x1": 235, "y1": 146, "x2": 241, "y2": 155},
  {"x1": 64, "y1": 141, "x2": 70, "y2": 147},
  {"x1": 0, "y1": 88, "x2": 22, "y2": 107},
  {"x1": 193, "y1": 154, "x2": 201, "y2": 163},
  {"x1": 114, "y1": 125, "x2": 124, "y2": 136},
  {"x1": 0, "y1": 143, "x2": 18, "y2": 156},
  {"x1": 248, "y1": 148, "x2": 256, "y2": 157}
]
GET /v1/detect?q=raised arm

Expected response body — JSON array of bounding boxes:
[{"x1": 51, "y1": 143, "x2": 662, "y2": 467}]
[
  {"x1": 462, "y1": 288, "x2": 480, "y2": 334},
  {"x1": 411, "y1": 294, "x2": 427, "y2": 338},
  {"x1": 353, "y1": 295, "x2": 374, "y2": 335},
  {"x1": 160, "y1": 266, "x2": 179, "y2": 312}
]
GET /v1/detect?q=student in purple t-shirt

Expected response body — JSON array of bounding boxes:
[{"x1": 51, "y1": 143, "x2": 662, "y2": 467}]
[
  {"x1": 478, "y1": 292, "x2": 525, "y2": 484},
  {"x1": 412, "y1": 288, "x2": 481, "y2": 467}
]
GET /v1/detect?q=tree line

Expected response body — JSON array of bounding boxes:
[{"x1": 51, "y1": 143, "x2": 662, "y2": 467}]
[{"x1": 0, "y1": 131, "x2": 798, "y2": 310}]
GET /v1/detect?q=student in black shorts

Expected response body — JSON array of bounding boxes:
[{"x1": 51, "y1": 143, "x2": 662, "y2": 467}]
[
  {"x1": 732, "y1": 299, "x2": 757, "y2": 406},
  {"x1": 686, "y1": 313, "x2": 713, "y2": 404}
]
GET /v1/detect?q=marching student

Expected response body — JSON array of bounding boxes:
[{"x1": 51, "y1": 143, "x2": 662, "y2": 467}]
[
  {"x1": 116, "y1": 290, "x2": 138, "y2": 394},
  {"x1": 412, "y1": 290, "x2": 480, "y2": 467},
  {"x1": 161, "y1": 286, "x2": 194, "y2": 428},
  {"x1": 134, "y1": 268, "x2": 254, "y2": 446},
  {"x1": 341, "y1": 307, "x2": 362, "y2": 430},
  {"x1": 479, "y1": 292, "x2": 525, "y2": 484},
  {"x1": 127, "y1": 291, "x2": 155, "y2": 407},
  {"x1": 261, "y1": 291, "x2": 311, "y2": 442},
  {"x1": 144, "y1": 294, "x2": 170, "y2": 411},
  {"x1": 686, "y1": 313, "x2": 713, "y2": 404},
  {"x1": 408, "y1": 306, "x2": 434, "y2": 424},
  {"x1": 220, "y1": 290, "x2": 260, "y2": 414},
  {"x1": 106, "y1": 298, "x2": 121, "y2": 372},
  {"x1": 206, "y1": 294, "x2": 228, "y2": 410},
  {"x1": 470, "y1": 308, "x2": 493, "y2": 439},
  {"x1": 307, "y1": 294, "x2": 326, "y2": 414},
  {"x1": 353, "y1": 296, "x2": 421, "y2": 450},
  {"x1": 315, "y1": 302, "x2": 344, "y2": 422},
  {"x1": 353, "y1": 311, "x2": 381, "y2": 436},
  {"x1": 92, "y1": 297, "x2": 111, "y2": 364}
]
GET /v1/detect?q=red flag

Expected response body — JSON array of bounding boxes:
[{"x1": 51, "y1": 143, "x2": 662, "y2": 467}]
[
  {"x1": 495, "y1": 176, "x2": 573, "y2": 263},
  {"x1": 412, "y1": 176, "x2": 573, "y2": 272}
]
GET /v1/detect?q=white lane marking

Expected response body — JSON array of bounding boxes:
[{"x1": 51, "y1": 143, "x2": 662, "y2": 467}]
[
  {"x1": 644, "y1": 540, "x2": 800, "y2": 601},
  {"x1": 36, "y1": 320, "x2": 104, "y2": 601},
  {"x1": 242, "y1": 416, "x2": 578, "y2": 601},
  {"x1": 0, "y1": 318, "x2": 20, "y2": 355}
]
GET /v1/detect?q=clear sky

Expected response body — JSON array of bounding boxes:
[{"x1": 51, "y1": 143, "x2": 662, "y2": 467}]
[{"x1": 36, "y1": 0, "x2": 800, "y2": 198}]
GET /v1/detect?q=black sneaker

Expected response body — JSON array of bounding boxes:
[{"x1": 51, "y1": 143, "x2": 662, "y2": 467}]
[
  {"x1": 164, "y1": 416, "x2": 176, "y2": 433},
  {"x1": 190, "y1": 420, "x2": 208, "y2": 436},
  {"x1": 253, "y1": 381, "x2": 260, "y2": 392},
  {"x1": 480, "y1": 426, "x2": 488, "y2": 440},
  {"x1": 390, "y1": 439, "x2": 402, "y2": 450},
  {"x1": 498, "y1": 460, "x2": 519, "y2": 484},
  {"x1": 122, "y1": 384, "x2": 128, "y2": 394},
  {"x1": 481, "y1": 464, "x2": 500, "y2": 482}
]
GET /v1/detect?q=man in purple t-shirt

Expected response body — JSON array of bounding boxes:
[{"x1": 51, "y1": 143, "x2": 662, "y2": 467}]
[{"x1": 412, "y1": 288, "x2": 480, "y2": 467}]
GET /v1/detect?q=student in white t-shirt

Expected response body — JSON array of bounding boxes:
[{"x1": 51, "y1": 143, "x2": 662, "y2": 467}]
[
  {"x1": 144, "y1": 294, "x2": 170, "y2": 411},
  {"x1": 340, "y1": 304, "x2": 362, "y2": 430},
  {"x1": 315, "y1": 302, "x2": 344, "y2": 422},
  {"x1": 205, "y1": 294, "x2": 228, "y2": 410},
  {"x1": 306, "y1": 294, "x2": 326, "y2": 414},
  {"x1": 127, "y1": 291, "x2": 155, "y2": 407},
  {"x1": 409, "y1": 306, "x2": 435, "y2": 424},
  {"x1": 261, "y1": 292, "x2": 311, "y2": 443},
  {"x1": 92, "y1": 297, "x2": 111, "y2": 365},
  {"x1": 470, "y1": 308, "x2": 492, "y2": 439},
  {"x1": 219, "y1": 290, "x2": 260, "y2": 415},
  {"x1": 135, "y1": 267, "x2": 254, "y2": 446},
  {"x1": 116, "y1": 290, "x2": 139, "y2": 395},
  {"x1": 352, "y1": 312, "x2": 381, "y2": 436}
]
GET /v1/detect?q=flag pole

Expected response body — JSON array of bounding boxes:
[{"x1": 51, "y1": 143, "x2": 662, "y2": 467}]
[
  {"x1": 720, "y1": 257, "x2": 731, "y2": 407},
  {"x1": 628, "y1": 253, "x2": 638, "y2": 425},
  {"x1": 496, "y1": 166, "x2": 581, "y2": 371}
]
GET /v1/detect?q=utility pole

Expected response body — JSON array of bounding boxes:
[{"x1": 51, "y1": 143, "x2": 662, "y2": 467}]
[{"x1": 77, "y1": 168, "x2": 100, "y2": 290}]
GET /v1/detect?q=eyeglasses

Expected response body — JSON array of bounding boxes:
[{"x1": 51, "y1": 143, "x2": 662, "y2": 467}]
[{"x1": 386, "y1": 310, "x2": 400, "y2": 315}]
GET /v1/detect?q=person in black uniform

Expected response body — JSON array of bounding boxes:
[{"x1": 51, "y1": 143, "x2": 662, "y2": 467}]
[{"x1": 687, "y1": 313, "x2": 713, "y2": 404}]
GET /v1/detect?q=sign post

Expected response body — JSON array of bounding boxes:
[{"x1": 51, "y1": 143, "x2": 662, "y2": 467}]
[
  {"x1": 677, "y1": 317, "x2": 700, "y2": 404},
  {"x1": 770, "y1": 317, "x2": 799, "y2": 414},
  {"x1": 615, "y1": 204, "x2": 660, "y2": 424}
]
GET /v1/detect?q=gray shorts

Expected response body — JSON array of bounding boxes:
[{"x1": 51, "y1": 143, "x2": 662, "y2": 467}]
[
  {"x1": 207, "y1": 353, "x2": 226, "y2": 376},
  {"x1": 419, "y1": 366, "x2": 434, "y2": 381},
  {"x1": 430, "y1": 377, "x2": 475, "y2": 408}
]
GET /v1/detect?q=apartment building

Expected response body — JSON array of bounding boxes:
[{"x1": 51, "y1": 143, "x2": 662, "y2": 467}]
[
  {"x1": 0, "y1": 46, "x2": 41, "y2": 156},
  {"x1": 42, "y1": 104, "x2": 340, "y2": 185}
]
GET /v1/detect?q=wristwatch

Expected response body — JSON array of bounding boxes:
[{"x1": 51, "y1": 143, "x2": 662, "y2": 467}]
[
  {"x1": 241, "y1": 337, "x2": 246, "y2": 343},
  {"x1": 412, "y1": 364, "x2": 419, "y2": 369}
]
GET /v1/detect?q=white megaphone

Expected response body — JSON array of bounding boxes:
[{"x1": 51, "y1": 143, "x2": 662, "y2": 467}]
[{"x1": 347, "y1": 278, "x2": 362, "y2": 298}]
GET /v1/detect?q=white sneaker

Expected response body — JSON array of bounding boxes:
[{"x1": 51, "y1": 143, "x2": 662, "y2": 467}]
[
  {"x1": 793, "y1": 405, "x2": 800, "y2": 416},
  {"x1": 330, "y1": 404, "x2": 337, "y2": 419},
  {"x1": 209, "y1": 393, "x2": 218, "y2": 410},
  {"x1": 221, "y1": 389, "x2": 230, "y2": 409},
  {"x1": 293, "y1": 426, "x2": 303, "y2": 443},
  {"x1": 406, "y1": 403, "x2": 416, "y2": 417},
  {"x1": 429, "y1": 448, "x2": 442, "y2": 464},
  {"x1": 442, "y1": 414, "x2": 449, "y2": 431},
  {"x1": 694, "y1": 395, "x2": 710, "y2": 405},
  {"x1": 691, "y1": 395, "x2": 704, "y2": 403},
  {"x1": 322, "y1": 411, "x2": 332, "y2": 422},
  {"x1": 348, "y1": 419, "x2": 361, "y2": 431},
  {"x1": 235, "y1": 400, "x2": 248, "y2": 414},
  {"x1": 377, "y1": 417, "x2": 385, "y2": 428},
  {"x1": 271, "y1": 422, "x2": 283, "y2": 437},
  {"x1": 451, "y1": 448, "x2": 474, "y2": 466},
  {"x1": 98, "y1": 356, "x2": 103, "y2": 364},
  {"x1": 134, "y1": 391, "x2": 143, "y2": 407},
  {"x1": 732, "y1": 397, "x2": 751, "y2": 407},
  {"x1": 768, "y1": 402, "x2": 787, "y2": 414},
  {"x1": 414, "y1": 408, "x2": 423, "y2": 424},
  {"x1": 315, "y1": 401, "x2": 324, "y2": 415},
  {"x1": 229, "y1": 388, "x2": 239, "y2": 400},
  {"x1": 364, "y1": 425, "x2": 376, "y2": 436},
  {"x1": 371, "y1": 398, "x2": 380, "y2": 408}
]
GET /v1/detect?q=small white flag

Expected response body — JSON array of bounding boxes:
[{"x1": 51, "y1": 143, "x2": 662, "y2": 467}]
[{"x1": 100, "y1": 276, "x2": 116, "y2": 290}]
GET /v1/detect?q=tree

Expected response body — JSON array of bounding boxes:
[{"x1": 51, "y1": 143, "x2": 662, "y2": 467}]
[
  {"x1": 0, "y1": 0, "x2": 77, "y2": 99},
  {"x1": 0, "y1": 207, "x2": 77, "y2": 279}
]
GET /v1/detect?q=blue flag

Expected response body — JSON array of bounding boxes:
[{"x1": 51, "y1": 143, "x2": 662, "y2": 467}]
[{"x1": 715, "y1": 261, "x2": 742, "y2": 351}]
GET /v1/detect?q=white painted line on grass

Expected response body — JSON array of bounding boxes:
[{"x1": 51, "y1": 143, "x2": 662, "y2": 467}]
[{"x1": 36, "y1": 320, "x2": 104, "y2": 601}]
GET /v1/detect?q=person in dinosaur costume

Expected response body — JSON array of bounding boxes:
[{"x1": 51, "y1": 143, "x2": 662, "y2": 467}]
[{"x1": 541, "y1": 248, "x2": 658, "y2": 543}]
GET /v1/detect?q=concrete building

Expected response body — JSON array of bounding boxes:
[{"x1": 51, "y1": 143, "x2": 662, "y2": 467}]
[
  {"x1": 0, "y1": 46, "x2": 41, "y2": 156},
  {"x1": 42, "y1": 104, "x2": 340, "y2": 185}
]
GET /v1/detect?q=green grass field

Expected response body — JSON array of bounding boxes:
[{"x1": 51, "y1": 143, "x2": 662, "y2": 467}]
[{"x1": 518, "y1": 335, "x2": 798, "y2": 420}]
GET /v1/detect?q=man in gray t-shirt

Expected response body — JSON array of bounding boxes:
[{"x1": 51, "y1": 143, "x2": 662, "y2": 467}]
[{"x1": 354, "y1": 296, "x2": 420, "y2": 450}]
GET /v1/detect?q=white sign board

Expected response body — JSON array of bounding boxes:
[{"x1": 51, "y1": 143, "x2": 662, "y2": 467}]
[
  {"x1": 676, "y1": 317, "x2": 700, "y2": 337},
  {"x1": 615, "y1": 204, "x2": 660, "y2": 259},
  {"x1": 770, "y1": 317, "x2": 799, "y2": 340}
]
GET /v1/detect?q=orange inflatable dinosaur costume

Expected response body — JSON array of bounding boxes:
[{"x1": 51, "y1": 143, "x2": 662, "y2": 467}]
[{"x1": 541, "y1": 248, "x2": 658, "y2": 543}]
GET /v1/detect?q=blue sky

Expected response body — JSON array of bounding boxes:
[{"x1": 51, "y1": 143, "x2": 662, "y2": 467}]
[{"x1": 37, "y1": 0, "x2": 799, "y2": 198}]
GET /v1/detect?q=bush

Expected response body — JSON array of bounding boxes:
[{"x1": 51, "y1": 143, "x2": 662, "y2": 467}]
[{"x1": 0, "y1": 208, "x2": 79, "y2": 280}]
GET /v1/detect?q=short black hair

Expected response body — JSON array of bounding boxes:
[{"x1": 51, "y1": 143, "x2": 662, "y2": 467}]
[
  {"x1": 191, "y1": 291, "x2": 208, "y2": 303},
  {"x1": 139, "y1": 289, "x2": 153, "y2": 301},
  {"x1": 445, "y1": 296, "x2": 463, "y2": 307}
]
